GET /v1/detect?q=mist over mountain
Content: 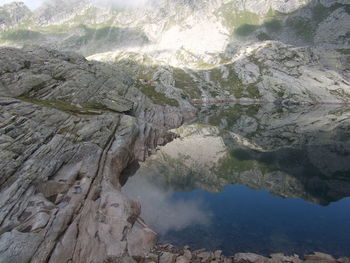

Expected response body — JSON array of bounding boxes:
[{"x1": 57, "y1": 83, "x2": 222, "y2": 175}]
[{"x1": 0, "y1": 0, "x2": 348, "y2": 110}]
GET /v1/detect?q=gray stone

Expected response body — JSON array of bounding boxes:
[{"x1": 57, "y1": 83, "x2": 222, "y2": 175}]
[
  {"x1": 234, "y1": 253, "x2": 268, "y2": 263},
  {"x1": 198, "y1": 251, "x2": 212, "y2": 263},
  {"x1": 304, "y1": 252, "x2": 337, "y2": 263},
  {"x1": 159, "y1": 252, "x2": 177, "y2": 263},
  {"x1": 176, "y1": 255, "x2": 191, "y2": 263},
  {"x1": 0, "y1": 47, "x2": 184, "y2": 263},
  {"x1": 337, "y1": 258, "x2": 350, "y2": 263}
]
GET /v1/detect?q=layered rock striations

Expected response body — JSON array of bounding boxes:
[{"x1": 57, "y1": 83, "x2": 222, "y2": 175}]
[{"x1": 0, "y1": 46, "x2": 194, "y2": 263}]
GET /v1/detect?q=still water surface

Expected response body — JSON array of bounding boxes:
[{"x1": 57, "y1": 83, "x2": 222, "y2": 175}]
[{"x1": 123, "y1": 104, "x2": 350, "y2": 256}]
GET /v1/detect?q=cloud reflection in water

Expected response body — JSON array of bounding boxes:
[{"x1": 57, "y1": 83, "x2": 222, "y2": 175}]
[{"x1": 123, "y1": 174, "x2": 212, "y2": 234}]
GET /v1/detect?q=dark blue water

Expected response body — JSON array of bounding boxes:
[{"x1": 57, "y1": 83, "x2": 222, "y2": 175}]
[
  {"x1": 123, "y1": 104, "x2": 350, "y2": 257},
  {"x1": 166, "y1": 185, "x2": 350, "y2": 256}
]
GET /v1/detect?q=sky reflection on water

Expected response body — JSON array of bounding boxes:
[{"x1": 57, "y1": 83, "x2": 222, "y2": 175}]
[
  {"x1": 123, "y1": 175, "x2": 211, "y2": 234},
  {"x1": 124, "y1": 176, "x2": 350, "y2": 256}
]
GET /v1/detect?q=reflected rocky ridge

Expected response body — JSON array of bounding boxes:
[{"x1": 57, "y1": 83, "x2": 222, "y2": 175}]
[
  {"x1": 126, "y1": 103, "x2": 350, "y2": 205},
  {"x1": 123, "y1": 103, "x2": 350, "y2": 255}
]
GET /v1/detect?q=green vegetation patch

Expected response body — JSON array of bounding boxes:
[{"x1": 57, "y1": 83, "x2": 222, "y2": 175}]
[
  {"x1": 217, "y1": 3, "x2": 260, "y2": 33},
  {"x1": 208, "y1": 104, "x2": 242, "y2": 127},
  {"x1": 210, "y1": 67, "x2": 243, "y2": 97},
  {"x1": 210, "y1": 67, "x2": 262, "y2": 99},
  {"x1": 330, "y1": 88, "x2": 350, "y2": 99},
  {"x1": 137, "y1": 84, "x2": 179, "y2": 107},
  {"x1": 207, "y1": 104, "x2": 262, "y2": 128},
  {"x1": 263, "y1": 19, "x2": 282, "y2": 32},
  {"x1": 257, "y1": 32, "x2": 273, "y2": 41},
  {"x1": 286, "y1": 16, "x2": 314, "y2": 43},
  {"x1": 234, "y1": 24, "x2": 259, "y2": 36},
  {"x1": 18, "y1": 97, "x2": 115, "y2": 115},
  {"x1": 336, "y1": 49, "x2": 350, "y2": 55},
  {"x1": 173, "y1": 68, "x2": 202, "y2": 99},
  {"x1": 214, "y1": 149, "x2": 275, "y2": 177},
  {"x1": 1, "y1": 29, "x2": 44, "y2": 41},
  {"x1": 65, "y1": 24, "x2": 148, "y2": 48},
  {"x1": 245, "y1": 104, "x2": 261, "y2": 117},
  {"x1": 247, "y1": 84, "x2": 261, "y2": 99}
]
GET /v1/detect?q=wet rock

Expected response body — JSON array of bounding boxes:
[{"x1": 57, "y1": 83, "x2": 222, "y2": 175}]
[
  {"x1": 337, "y1": 258, "x2": 350, "y2": 263},
  {"x1": 304, "y1": 252, "x2": 337, "y2": 263}
]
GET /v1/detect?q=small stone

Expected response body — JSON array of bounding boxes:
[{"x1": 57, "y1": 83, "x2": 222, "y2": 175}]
[
  {"x1": 184, "y1": 249, "x2": 192, "y2": 260},
  {"x1": 338, "y1": 258, "x2": 350, "y2": 263},
  {"x1": 233, "y1": 253, "x2": 267, "y2": 263},
  {"x1": 159, "y1": 252, "x2": 177, "y2": 263},
  {"x1": 146, "y1": 253, "x2": 158, "y2": 262},
  {"x1": 194, "y1": 249, "x2": 207, "y2": 254},
  {"x1": 198, "y1": 251, "x2": 212, "y2": 263},
  {"x1": 270, "y1": 253, "x2": 301, "y2": 263},
  {"x1": 304, "y1": 252, "x2": 337, "y2": 263},
  {"x1": 176, "y1": 255, "x2": 190, "y2": 263},
  {"x1": 214, "y1": 250, "x2": 222, "y2": 259}
]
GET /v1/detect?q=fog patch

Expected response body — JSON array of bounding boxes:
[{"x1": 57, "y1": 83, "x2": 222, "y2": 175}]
[
  {"x1": 91, "y1": 0, "x2": 161, "y2": 9},
  {"x1": 0, "y1": 0, "x2": 45, "y2": 10}
]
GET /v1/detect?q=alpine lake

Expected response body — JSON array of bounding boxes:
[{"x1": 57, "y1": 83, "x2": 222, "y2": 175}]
[{"x1": 122, "y1": 103, "x2": 350, "y2": 257}]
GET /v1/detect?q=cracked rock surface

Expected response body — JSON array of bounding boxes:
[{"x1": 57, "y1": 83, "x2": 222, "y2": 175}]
[{"x1": 0, "y1": 46, "x2": 193, "y2": 263}]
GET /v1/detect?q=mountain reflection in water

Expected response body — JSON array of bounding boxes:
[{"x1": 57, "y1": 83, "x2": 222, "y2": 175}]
[{"x1": 122, "y1": 104, "x2": 350, "y2": 257}]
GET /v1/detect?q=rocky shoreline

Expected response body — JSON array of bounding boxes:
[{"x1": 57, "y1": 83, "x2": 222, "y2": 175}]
[
  {"x1": 146, "y1": 244, "x2": 350, "y2": 263},
  {"x1": 144, "y1": 244, "x2": 350, "y2": 263}
]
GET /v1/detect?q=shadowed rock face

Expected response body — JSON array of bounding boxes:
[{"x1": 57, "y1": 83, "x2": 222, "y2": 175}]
[{"x1": 0, "y1": 46, "x2": 196, "y2": 263}]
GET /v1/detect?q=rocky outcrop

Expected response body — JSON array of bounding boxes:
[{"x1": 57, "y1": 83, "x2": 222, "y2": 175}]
[
  {"x1": 95, "y1": 41, "x2": 349, "y2": 106},
  {"x1": 0, "y1": 2, "x2": 31, "y2": 31},
  {"x1": 1, "y1": 0, "x2": 349, "y2": 54},
  {"x1": 34, "y1": 0, "x2": 91, "y2": 26},
  {"x1": 0, "y1": 46, "x2": 194, "y2": 263}
]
